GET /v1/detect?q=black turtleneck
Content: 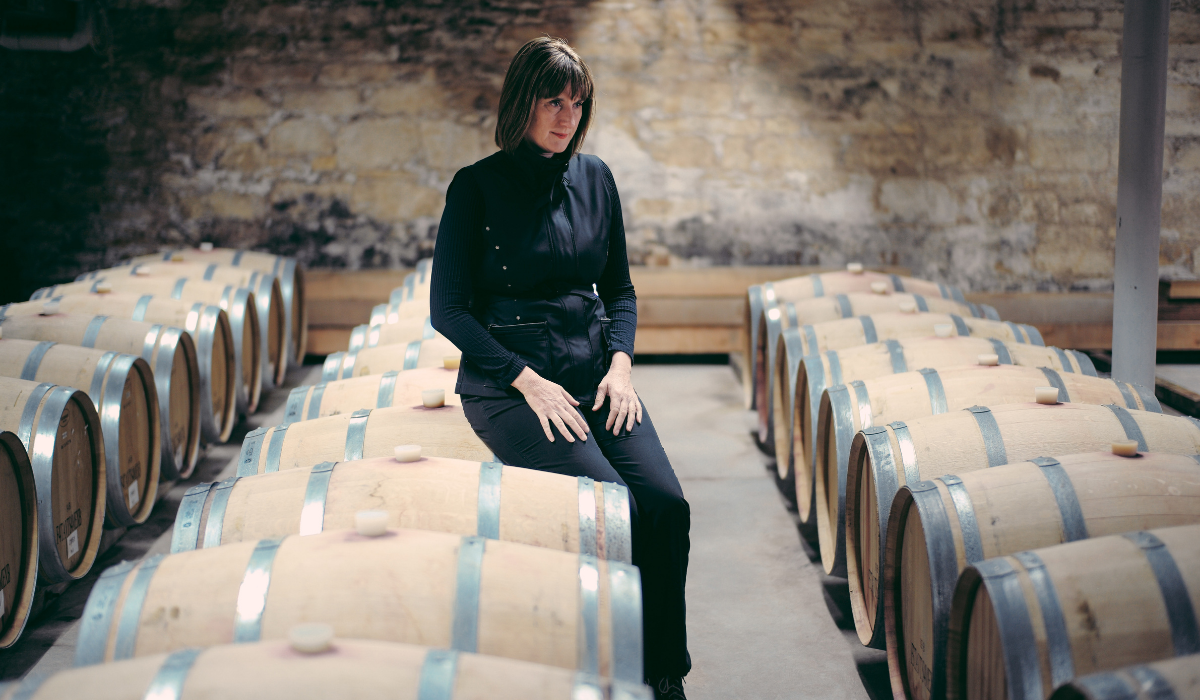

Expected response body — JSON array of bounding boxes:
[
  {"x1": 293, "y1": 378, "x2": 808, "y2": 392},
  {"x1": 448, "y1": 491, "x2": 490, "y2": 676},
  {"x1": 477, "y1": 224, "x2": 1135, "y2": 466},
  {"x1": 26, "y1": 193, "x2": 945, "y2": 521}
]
[{"x1": 430, "y1": 144, "x2": 638, "y2": 390}]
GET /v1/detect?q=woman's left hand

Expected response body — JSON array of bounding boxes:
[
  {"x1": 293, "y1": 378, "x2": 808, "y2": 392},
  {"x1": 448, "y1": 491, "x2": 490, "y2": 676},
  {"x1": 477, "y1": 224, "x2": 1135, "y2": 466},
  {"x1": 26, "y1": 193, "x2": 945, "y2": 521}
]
[{"x1": 593, "y1": 351, "x2": 642, "y2": 435}]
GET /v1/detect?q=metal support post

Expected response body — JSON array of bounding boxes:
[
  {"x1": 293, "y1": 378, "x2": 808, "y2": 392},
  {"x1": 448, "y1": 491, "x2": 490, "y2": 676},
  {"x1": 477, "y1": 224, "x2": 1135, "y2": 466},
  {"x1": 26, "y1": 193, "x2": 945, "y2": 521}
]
[{"x1": 1111, "y1": 0, "x2": 1171, "y2": 388}]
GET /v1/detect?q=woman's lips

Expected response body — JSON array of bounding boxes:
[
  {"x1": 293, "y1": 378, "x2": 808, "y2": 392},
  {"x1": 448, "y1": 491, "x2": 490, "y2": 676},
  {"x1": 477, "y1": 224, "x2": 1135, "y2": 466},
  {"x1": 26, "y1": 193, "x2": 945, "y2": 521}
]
[{"x1": 551, "y1": 131, "x2": 570, "y2": 139}]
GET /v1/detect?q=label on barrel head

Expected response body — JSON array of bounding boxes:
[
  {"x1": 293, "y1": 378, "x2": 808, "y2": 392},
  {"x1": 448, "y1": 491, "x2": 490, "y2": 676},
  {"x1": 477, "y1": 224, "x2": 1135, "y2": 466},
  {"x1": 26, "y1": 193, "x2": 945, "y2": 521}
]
[
  {"x1": 0, "y1": 588, "x2": 6, "y2": 616},
  {"x1": 128, "y1": 481, "x2": 140, "y2": 508},
  {"x1": 67, "y1": 530, "x2": 79, "y2": 558}
]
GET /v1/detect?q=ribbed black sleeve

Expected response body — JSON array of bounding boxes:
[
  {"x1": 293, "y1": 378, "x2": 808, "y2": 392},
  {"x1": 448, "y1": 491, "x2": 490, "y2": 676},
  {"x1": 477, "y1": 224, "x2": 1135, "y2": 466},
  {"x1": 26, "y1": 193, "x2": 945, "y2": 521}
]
[
  {"x1": 429, "y1": 170, "x2": 529, "y2": 386},
  {"x1": 597, "y1": 161, "x2": 638, "y2": 358}
]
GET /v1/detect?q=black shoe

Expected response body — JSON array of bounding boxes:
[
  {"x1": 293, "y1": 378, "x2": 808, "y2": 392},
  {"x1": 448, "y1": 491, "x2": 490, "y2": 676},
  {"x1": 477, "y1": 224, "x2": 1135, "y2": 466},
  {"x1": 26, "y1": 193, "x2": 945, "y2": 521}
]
[{"x1": 650, "y1": 676, "x2": 687, "y2": 700}]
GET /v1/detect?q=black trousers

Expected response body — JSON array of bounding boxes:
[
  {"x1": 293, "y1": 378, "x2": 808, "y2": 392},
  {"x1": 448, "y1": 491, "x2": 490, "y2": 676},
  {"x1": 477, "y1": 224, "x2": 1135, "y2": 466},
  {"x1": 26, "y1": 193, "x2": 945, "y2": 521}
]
[{"x1": 462, "y1": 395, "x2": 692, "y2": 679}]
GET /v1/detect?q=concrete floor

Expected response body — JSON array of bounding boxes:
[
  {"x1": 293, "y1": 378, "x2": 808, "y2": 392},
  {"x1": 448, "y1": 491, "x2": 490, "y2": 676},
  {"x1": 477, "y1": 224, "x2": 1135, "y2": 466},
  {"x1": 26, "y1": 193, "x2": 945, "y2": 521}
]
[
  {"x1": 0, "y1": 362, "x2": 878, "y2": 700},
  {"x1": 636, "y1": 365, "x2": 877, "y2": 700}
]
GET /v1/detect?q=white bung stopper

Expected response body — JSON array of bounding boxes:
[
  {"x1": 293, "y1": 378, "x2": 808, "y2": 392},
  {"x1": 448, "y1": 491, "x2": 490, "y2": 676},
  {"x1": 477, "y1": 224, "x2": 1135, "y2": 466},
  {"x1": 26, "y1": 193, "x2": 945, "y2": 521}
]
[
  {"x1": 95, "y1": 282, "x2": 112, "y2": 294},
  {"x1": 870, "y1": 281, "x2": 888, "y2": 294},
  {"x1": 847, "y1": 262, "x2": 864, "y2": 274},
  {"x1": 170, "y1": 252, "x2": 185, "y2": 262},
  {"x1": 40, "y1": 300, "x2": 59, "y2": 316},
  {"x1": 199, "y1": 242, "x2": 214, "y2": 252},
  {"x1": 134, "y1": 266, "x2": 152, "y2": 276},
  {"x1": 422, "y1": 389, "x2": 445, "y2": 408},
  {"x1": 394, "y1": 444, "x2": 421, "y2": 462},
  {"x1": 1035, "y1": 386, "x2": 1060, "y2": 405},
  {"x1": 443, "y1": 355, "x2": 461, "y2": 370},
  {"x1": 289, "y1": 623, "x2": 334, "y2": 654},
  {"x1": 355, "y1": 510, "x2": 389, "y2": 537},
  {"x1": 763, "y1": 286, "x2": 776, "y2": 301},
  {"x1": 977, "y1": 354, "x2": 999, "y2": 366},
  {"x1": 766, "y1": 306, "x2": 781, "y2": 321},
  {"x1": 1112, "y1": 440, "x2": 1139, "y2": 457},
  {"x1": 898, "y1": 300, "x2": 917, "y2": 313},
  {"x1": 934, "y1": 324, "x2": 953, "y2": 338}
]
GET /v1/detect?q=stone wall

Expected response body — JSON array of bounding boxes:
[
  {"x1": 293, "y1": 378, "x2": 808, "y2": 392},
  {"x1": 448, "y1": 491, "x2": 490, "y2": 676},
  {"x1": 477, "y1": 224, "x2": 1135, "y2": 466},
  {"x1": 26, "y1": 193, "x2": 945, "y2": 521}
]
[{"x1": 2, "y1": 0, "x2": 1200, "y2": 300}]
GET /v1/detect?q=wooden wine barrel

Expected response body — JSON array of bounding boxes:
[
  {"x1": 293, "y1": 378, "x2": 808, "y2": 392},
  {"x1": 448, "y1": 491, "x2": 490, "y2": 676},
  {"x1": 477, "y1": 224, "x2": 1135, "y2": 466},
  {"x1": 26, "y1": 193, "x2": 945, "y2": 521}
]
[
  {"x1": 127, "y1": 247, "x2": 308, "y2": 363},
  {"x1": 743, "y1": 285, "x2": 767, "y2": 410},
  {"x1": 238, "y1": 403, "x2": 491, "y2": 476},
  {"x1": 389, "y1": 260, "x2": 433, "y2": 304},
  {"x1": 348, "y1": 315, "x2": 437, "y2": 353},
  {"x1": 754, "y1": 295, "x2": 997, "y2": 453},
  {"x1": 0, "y1": 432, "x2": 38, "y2": 649},
  {"x1": 35, "y1": 275, "x2": 274, "y2": 398},
  {"x1": 797, "y1": 311, "x2": 1042, "y2": 357},
  {"x1": 753, "y1": 309, "x2": 1042, "y2": 448},
  {"x1": 74, "y1": 264, "x2": 287, "y2": 387},
  {"x1": 743, "y1": 271, "x2": 966, "y2": 409},
  {"x1": 887, "y1": 451, "x2": 1200, "y2": 700},
  {"x1": 372, "y1": 296, "x2": 432, "y2": 327},
  {"x1": 0, "y1": 314, "x2": 201, "y2": 481},
  {"x1": 74, "y1": 528, "x2": 645, "y2": 681},
  {"x1": 283, "y1": 367, "x2": 460, "y2": 425},
  {"x1": 170, "y1": 455, "x2": 633, "y2": 564},
  {"x1": 945, "y1": 523, "x2": 1200, "y2": 700},
  {"x1": 2, "y1": 293, "x2": 236, "y2": 445},
  {"x1": 1049, "y1": 653, "x2": 1200, "y2": 700},
  {"x1": 773, "y1": 331, "x2": 1095, "y2": 521},
  {"x1": 817, "y1": 365, "x2": 1156, "y2": 579},
  {"x1": 844, "y1": 403, "x2": 1200, "y2": 653},
  {"x1": 0, "y1": 377, "x2": 106, "y2": 583},
  {"x1": 31, "y1": 278, "x2": 262, "y2": 417},
  {"x1": 322, "y1": 337, "x2": 461, "y2": 382},
  {"x1": 0, "y1": 339, "x2": 160, "y2": 527},
  {"x1": 5, "y1": 638, "x2": 650, "y2": 699}
]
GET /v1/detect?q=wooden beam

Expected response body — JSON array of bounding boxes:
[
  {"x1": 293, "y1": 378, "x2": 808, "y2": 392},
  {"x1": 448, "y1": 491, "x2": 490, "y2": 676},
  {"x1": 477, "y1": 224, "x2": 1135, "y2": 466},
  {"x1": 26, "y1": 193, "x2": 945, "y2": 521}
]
[
  {"x1": 306, "y1": 269, "x2": 412, "y2": 302},
  {"x1": 629, "y1": 265, "x2": 910, "y2": 297},
  {"x1": 1168, "y1": 280, "x2": 1200, "y2": 299},
  {"x1": 633, "y1": 327, "x2": 744, "y2": 354}
]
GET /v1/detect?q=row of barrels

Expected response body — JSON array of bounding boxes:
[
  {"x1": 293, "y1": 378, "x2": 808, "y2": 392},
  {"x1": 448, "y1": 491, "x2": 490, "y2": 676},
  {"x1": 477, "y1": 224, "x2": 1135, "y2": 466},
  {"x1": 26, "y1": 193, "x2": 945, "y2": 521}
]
[
  {"x1": 0, "y1": 246, "x2": 308, "y2": 658},
  {"x1": 746, "y1": 264, "x2": 1200, "y2": 699},
  {"x1": 10, "y1": 258, "x2": 654, "y2": 699}
]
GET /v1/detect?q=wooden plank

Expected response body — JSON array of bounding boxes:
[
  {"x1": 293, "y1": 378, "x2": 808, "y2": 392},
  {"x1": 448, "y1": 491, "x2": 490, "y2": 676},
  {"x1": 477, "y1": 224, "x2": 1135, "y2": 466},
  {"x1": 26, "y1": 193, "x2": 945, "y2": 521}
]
[
  {"x1": 965, "y1": 292, "x2": 1114, "y2": 325},
  {"x1": 306, "y1": 269, "x2": 412, "y2": 302},
  {"x1": 308, "y1": 300, "x2": 377, "y2": 327},
  {"x1": 1168, "y1": 280, "x2": 1200, "y2": 299},
  {"x1": 633, "y1": 327, "x2": 742, "y2": 354},
  {"x1": 1032, "y1": 321, "x2": 1200, "y2": 351},
  {"x1": 306, "y1": 327, "x2": 354, "y2": 356},
  {"x1": 637, "y1": 298, "x2": 744, "y2": 327},
  {"x1": 629, "y1": 265, "x2": 910, "y2": 297}
]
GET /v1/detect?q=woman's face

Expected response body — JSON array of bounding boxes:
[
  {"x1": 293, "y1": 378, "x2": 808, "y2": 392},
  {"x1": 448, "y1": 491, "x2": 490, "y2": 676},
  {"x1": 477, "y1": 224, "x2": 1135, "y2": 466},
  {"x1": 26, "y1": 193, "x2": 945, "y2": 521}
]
[{"x1": 525, "y1": 88, "x2": 585, "y2": 154}]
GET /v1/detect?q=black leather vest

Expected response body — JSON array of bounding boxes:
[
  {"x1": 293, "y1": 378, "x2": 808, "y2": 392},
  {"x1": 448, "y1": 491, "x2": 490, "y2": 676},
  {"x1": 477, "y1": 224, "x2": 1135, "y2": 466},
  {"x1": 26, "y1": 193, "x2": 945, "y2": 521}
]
[{"x1": 457, "y1": 151, "x2": 615, "y2": 401}]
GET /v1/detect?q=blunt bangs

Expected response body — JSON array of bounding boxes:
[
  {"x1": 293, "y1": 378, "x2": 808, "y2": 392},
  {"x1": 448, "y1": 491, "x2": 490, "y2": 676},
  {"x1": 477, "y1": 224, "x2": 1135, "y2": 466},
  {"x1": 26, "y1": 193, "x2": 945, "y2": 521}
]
[{"x1": 495, "y1": 36, "x2": 595, "y2": 157}]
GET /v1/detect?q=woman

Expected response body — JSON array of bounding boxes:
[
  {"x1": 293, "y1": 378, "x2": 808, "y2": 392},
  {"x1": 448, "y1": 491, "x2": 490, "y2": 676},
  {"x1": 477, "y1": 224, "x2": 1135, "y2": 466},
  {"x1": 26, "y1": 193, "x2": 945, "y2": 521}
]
[{"x1": 430, "y1": 36, "x2": 691, "y2": 700}]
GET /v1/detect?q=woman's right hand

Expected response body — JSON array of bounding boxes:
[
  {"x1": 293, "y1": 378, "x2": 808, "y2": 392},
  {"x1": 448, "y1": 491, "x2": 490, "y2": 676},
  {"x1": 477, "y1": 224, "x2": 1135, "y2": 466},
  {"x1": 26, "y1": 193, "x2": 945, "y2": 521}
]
[{"x1": 511, "y1": 366, "x2": 589, "y2": 443}]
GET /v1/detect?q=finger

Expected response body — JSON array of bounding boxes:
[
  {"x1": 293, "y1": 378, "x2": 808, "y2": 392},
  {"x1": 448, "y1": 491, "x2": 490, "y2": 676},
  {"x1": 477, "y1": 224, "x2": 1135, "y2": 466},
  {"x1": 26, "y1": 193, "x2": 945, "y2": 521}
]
[
  {"x1": 605, "y1": 395, "x2": 621, "y2": 431},
  {"x1": 626, "y1": 398, "x2": 637, "y2": 432},
  {"x1": 565, "y1": 407, "x2": 590, "y2": 441},
  {"x1": 550, "y1": 413, "x2": 576, "y2": 443},
  {"x1": 635, "y1": 398, "x2": 643, "y2": 424},
  {"x1": 612, "y1": 399, "x2": 629, "y2": 436},
  {"x1": 538, "y1": 412, "x2": 554, "y2": 442},
  {"x1": 593, "y1": 381, "x2": 608, "y2": 411},
  {"x1": 560, "y1": 386, "x2": 581, "y2": 407}
]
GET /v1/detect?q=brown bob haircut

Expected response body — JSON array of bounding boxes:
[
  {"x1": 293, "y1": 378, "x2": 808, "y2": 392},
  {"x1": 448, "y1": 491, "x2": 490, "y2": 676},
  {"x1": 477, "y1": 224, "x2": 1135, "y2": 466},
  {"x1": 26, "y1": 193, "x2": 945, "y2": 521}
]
[{"x1": 495, "y1": 36, "x2": 595, "y2": 157}]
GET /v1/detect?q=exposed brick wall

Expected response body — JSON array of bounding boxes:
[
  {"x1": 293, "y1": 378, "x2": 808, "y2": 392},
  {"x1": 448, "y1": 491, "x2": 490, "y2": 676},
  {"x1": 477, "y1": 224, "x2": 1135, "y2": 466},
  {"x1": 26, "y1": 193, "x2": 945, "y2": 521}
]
[{"x1": 2, "y1": 0, "x2": 1200, "y2": 301}]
